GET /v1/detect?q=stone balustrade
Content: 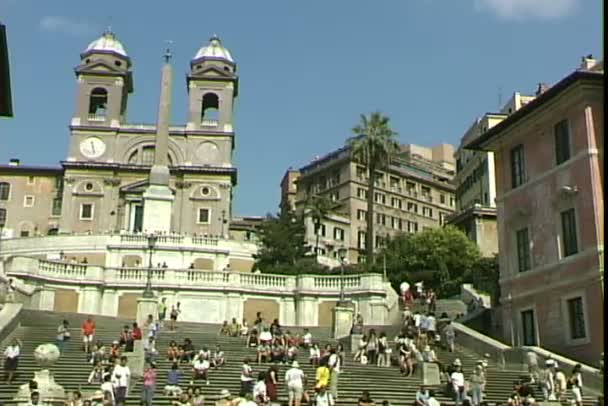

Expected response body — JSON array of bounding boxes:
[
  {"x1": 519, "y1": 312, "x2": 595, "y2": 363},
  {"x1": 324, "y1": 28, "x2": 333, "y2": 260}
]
[{"x1": 5, "y1": 256, "x2": 386, "y2": 296}]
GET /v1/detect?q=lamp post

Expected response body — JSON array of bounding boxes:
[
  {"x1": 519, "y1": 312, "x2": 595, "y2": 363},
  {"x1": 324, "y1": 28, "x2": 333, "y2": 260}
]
[
  {"x1": 142, "y1": 234, "x2": 158, "y2": 298},
  {"x1": 337, "y1": 247, "x2": 348, "y2": 305},
  {"x1": 507, "y1": 293, "x2": 515, "y2": 347}
]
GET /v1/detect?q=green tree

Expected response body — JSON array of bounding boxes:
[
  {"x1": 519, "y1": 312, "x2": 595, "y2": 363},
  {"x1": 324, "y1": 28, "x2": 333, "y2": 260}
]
[
  {"x1": 253, "y1": 211, "x2": 309, "y2": 272},
  {"x1": 348, "y1": 112, "x2": 400, "y2": 263},
  {"x1": 306, "y1": 194, "x2": 341, "y2": 258},
  {"x1": 376, "y1": 226, "x2": 482, "y2": 297}
]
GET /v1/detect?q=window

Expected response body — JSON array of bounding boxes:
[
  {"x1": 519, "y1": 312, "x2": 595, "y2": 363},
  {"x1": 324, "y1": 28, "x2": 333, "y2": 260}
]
[
  {"x1": 374, "y1": 193, "x2": 386, "y2": 204},
  {"x1": 510, "y1": 144, "x2": 526, "y2": 188},
  {"x1": 51, "y1": 198, "x2": 63, "y2": 216},
  {"x1": 89, "y1": 87, "x2": 108, "y2": 116},
  {"x1": 391, "y1": 198, "x2": 402, "y2": 209},
  {"x1": 407, "y1": 202, "x2": 418, "y2": 213},
  {"x1": 357, "y1": 231, "x2": 366, "y2": 249},
  {"x1": 554, "y1": 119, "x2": 571, "y2": 165},
  {"x1": 330, "y1": 191, "x2": 340, "y2": 202},
  {"x1": 516, "y1": 228, "x2": 531, "y2": 272},
  {"x1": 317, "y1": 224, "x2": 326, "y2": 237},
  {"x1": 356, "y1": 166, "x2": 367, "y2": 179},
  {"x1": 520, "y1": 310, "x2": 537, "y2": 346},
  {"x1": 440, "y1": 194, "x2": 446, "y2": 204},
  {"x1": 357, "y1": 188, "x2": 367, "y2": 199},
  {"x1": 141, "y1": 146, "x2": 155, "y2": 165},
  {"x1": 333, "y1": 227, "x2": 345, "y2": 241},
  {"x1": 0, "y1": 182, "x2": 10, "y2": 200},
  {"x1": 27, "y1": 176, "x2": 35, "y2": 185},
  {"x1": 561, "y1": 208, "x2": 578, "y2": 257},
  {"x1": 439, "y1": 212, "x2": 447, "y2": 226},
  {"x1": 357, "y1": 209, "x2": 367, "y2": 221},
  {"x1": 0, "y1": 208, "x2": 6, "y2": 227},
  {"x1": 197, "y1": 208, "x2": 210, "y2": 224},
  {"x1": 23, "y1": 195, "x2": 35, "y2": 207},
  {"x1": 406, "y1": 181, "x2": 416, "y2": 193},
  {"x1": 376, "y1": 213, "x2": 386, "y2": 225},
  {"x1": 567, "y1": 297, "x2": 586, "y2": 340},
  {"x1": 423, "y1": 207, "x2": 433, "y2": 218},
  {"x1": 201, "y1": 92, "x2": 220, "y2": 122},
  {"x1": 407, "y1": 221, "x2": 418, "y2": 233},
  {"x1": 80, "y1": 203, "x2": 94, "y2": 220},
  {"x1": 390, "y1": 176, "x2": 400, "y2": 189}
]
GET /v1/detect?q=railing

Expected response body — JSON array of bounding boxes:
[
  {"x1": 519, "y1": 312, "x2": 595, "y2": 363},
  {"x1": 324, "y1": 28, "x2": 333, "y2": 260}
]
[
  {"x1": 201, "y1": 119, "x2": 219, "y2": 127},
  {"x1": 192, "y1": 236, "x2": 219, "y2": 246},
  {"x1": 6, "y1": 257, "x2": 386, "y2": 296},
  {"x1": 39, "y1": 260, "x2": 88, "y2": 280},
  {"x1": 313, "y1": 275, "x2": 361, "y2": 290},
  {"x1": 120, "y1": 234, "x2": 148, "y2": 243},
  {"x1": 157, "y1": 235, "x2": 184, "y2": 244},
  {"x1": 87, "y1": 113, "x2": 106, "y2": 122}
]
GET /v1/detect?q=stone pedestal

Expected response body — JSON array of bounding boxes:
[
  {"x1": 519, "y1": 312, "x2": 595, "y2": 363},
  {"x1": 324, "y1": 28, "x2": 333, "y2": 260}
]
[
  {"x1": 422, "y1": 362, "x2": 441, "y2": 385},
  {"x1": 332, "y1": 304, "x2": 354, "y2": 339},
  {"x1": 349, "y1": 334, "x2": 362, "y2": 354},
  {"x1": 14, "y1": 344, "x2": 66, "y2": 405},
  {"x1": 128, "y1": 339, "x2": 145, "y2": 379},
  {"x1": 142, "y1": 184, "x2": 174, "y2": 233},
  {"x1": 136, "y1": 296, "x2": 157, "y2": 328}
]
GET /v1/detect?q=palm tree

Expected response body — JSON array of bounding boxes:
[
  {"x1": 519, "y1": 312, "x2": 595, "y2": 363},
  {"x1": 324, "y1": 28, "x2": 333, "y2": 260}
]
[
  {"x1": 348, "y1": 112, "x2": 400, "y2": 263},
  {"x1": 306, "y1": 194, "x2": 338, "y2": 258}
]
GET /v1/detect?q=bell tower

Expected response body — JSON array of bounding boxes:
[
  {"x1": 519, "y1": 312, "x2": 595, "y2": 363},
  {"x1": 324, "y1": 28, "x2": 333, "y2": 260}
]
[
  {"x1": 72, "y1": 30, "x2": 133, "y2": 128},
  {"x1": 186, "y1": 35, "x2": 238, "y2": 133}
]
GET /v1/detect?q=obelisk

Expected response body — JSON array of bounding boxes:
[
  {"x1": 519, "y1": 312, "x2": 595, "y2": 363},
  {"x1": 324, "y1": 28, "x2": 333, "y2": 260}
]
[{"x1": 142, "y1": 45, "x2": 175, "y2": 233}]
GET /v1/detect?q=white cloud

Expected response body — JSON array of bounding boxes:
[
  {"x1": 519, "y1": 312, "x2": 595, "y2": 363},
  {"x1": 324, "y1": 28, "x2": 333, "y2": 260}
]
[
  {"x1": 474, "y1": 0, "x2": 579, "y2": 20},
  {"x1": 39, "y1": 16, "x2": 95, "y2": 37}
]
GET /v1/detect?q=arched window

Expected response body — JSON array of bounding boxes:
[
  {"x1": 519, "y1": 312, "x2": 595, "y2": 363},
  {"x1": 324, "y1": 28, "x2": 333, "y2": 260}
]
[
  {"x1": 201, "y1": 93, "x2": 219, "y2": 122},
  {"x1": 47, "y1": 227, "x2": 59, "y2": 236},
  {"x1": 89, "y1": 87, "x2": 108, "y2": 116},
  {"x1": 0, "y1": 208, "x2": 6, "y2": 227},
  {"x1": 0, "y1": 182, "x2": 10, "y2": 200},
  {"x1": 128, "y1": 146, "x2": 173, "y2": 166}
]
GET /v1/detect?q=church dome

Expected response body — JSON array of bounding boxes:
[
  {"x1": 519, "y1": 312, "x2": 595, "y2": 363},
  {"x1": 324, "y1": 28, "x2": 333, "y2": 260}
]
[
  {"x1": 193, "y1": 35, "x2": 234, "y2": 63},
  {"x1": 83, "y1": 30, "x2": 128, "y2": 57}
]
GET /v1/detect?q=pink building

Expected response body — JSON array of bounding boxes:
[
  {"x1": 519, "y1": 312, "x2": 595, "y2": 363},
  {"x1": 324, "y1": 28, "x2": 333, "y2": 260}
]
[{"x1": 467, "y1": 59, "x2": 604, "y2": 365}]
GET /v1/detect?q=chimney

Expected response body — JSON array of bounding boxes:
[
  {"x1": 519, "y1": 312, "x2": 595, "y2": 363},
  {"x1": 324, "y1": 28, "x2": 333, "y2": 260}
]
[
  {"x1": 536, "y1": 83, "x2": 550, "y2": 96},
  {"x1": 580, "y1": 54, "x2": 596, "y2": 70},
  {"x1": 8, "y1": 158, "x2": 20, "y2": 166}
]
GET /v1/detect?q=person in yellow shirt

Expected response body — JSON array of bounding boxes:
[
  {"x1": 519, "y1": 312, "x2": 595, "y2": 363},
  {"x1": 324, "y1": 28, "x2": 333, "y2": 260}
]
[{"x1": 315, "y1": 359, "x2": 331, "y2": 390}]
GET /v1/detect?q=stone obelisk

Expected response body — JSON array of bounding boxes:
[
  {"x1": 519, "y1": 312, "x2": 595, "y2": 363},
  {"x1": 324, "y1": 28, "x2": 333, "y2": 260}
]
[{"x1": 142, "y1": 46, "x2": 175, "y2": 233}]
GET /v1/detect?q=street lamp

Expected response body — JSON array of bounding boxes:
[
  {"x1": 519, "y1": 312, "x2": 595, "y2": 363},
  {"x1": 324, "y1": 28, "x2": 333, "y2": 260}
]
[
  {"x1": 142, "y1": 234, "x2": 158, "y2": 298},
  {"x1": 337, "y1": 247, "x2": 348, "y2": 306},
  {"x1": 506, "y1": 293, "x2": 515, "y2": 347}
]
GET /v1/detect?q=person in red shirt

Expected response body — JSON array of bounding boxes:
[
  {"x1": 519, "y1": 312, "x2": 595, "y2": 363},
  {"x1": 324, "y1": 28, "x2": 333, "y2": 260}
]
[
  {"x1": 132, "y1": 323, "x2": 142, "y2": 341},
  {"x1": 81, "y1": 316, "x2": 96, "y2": 353}
]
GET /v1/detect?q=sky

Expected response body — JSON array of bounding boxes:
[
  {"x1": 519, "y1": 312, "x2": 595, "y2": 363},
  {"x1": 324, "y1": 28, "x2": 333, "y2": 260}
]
[{"x1": 0, "y1": 0, "x2": 603, "y2": 216}]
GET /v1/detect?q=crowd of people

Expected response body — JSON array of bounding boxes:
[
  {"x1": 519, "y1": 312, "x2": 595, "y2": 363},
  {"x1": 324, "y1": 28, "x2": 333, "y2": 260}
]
[{"x1": 1, "y1": 294, "x2": 591, "y2": 406}]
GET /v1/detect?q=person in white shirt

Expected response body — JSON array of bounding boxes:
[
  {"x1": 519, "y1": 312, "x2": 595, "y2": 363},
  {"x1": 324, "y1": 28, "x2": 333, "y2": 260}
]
[
  {"x1": 315, "y1": 385, "x2": 334, "y2": 406},
  {"x1": 526, "y1": 351, "x2": 539, "y2": 383},
  {"x1": 309, "y1": 343, "x2": 321, "y2": 366},
  {"x1": 328, "y1": 348, "x2": 341, "y2": 401},
  {"x1": 570, "y1": 363, "x2": 583, "y2": 406},
  {"x1": 112, "y1": 356, "x2": 131, "y2": 406},
  {"x1": 3, "y1": 338, "x2": 22, "y2": 384},
  {"x1": 285, "y1": 360, "x2": 305, "y2": 406},
  {"x1": 193, "y1": 349, "x2": 211, "y2": 385},
  {"x1": 427, "y1": 389, "x2": 441, "y2": 406},
  {"x1": 100, "y1": 375, "x2": 115, "y2": 404},
  {"x1": 450, "y1": 365, "x2": 465, "y2": 406},
  {"x1": 212, "y1": 344, "x2": 225, "y2": 369},
  {"x1": 302, "y1": 328, "x2": 313, "y2": 348},
  {"x1": 240, "y1": 358, "x2": 254, "y2": 394},
  {"x1": 253, "y1": 372, "x2": 268, "y2": 404}
]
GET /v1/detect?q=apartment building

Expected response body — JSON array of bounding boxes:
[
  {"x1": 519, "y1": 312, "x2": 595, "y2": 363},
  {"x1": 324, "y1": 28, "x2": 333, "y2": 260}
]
[
  {"x1": 466, "y1": 56, "x2": 604, "y2": 364},
  {"x1": 449, "y1": 93, "x2": 535, "y2": 257},
  {"x1": 284, "y1": 143, "x2": 456, "y2": 264}
]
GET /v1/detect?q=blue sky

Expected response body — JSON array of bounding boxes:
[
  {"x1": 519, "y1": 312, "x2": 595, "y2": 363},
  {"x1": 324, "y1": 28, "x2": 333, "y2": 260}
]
[{"x1": 0, "y1": 0, "x2": 602, "y2": 216}]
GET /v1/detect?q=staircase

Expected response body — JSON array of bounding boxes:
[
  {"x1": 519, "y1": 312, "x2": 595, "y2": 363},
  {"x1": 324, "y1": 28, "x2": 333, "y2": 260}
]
[{"x1": 0, "y1": 311, "x2": 598, "y2": 405}]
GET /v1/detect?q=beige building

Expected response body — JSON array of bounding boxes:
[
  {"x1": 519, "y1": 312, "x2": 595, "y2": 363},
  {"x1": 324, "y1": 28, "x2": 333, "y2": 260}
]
[
  {"x1": 449, "y1": 93, "x2": 535, "y2": 257},
  {"x1": 0, "y1": 31, "x2": 239, "y2": 238},
  {"x1": 284, "y1": 143, "x2": 456, "y2": 264},
  {"x1": 466, "y1": 56, "x2": 604, "y2": 364}
]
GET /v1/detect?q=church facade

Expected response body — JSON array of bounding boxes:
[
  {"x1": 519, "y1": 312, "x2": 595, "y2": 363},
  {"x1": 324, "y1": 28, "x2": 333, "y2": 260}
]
[{"x1": 1, "y1": 31, "x2": 238, "y2": 238}]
